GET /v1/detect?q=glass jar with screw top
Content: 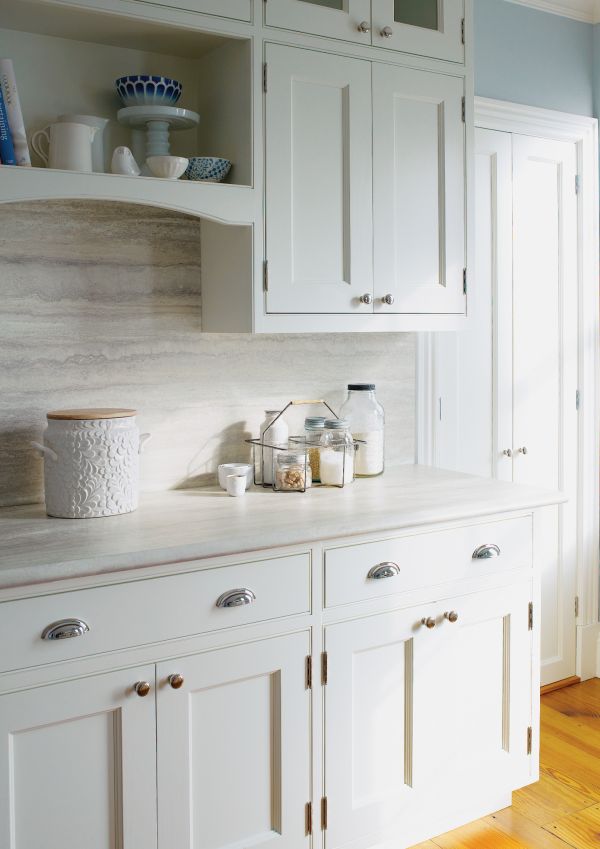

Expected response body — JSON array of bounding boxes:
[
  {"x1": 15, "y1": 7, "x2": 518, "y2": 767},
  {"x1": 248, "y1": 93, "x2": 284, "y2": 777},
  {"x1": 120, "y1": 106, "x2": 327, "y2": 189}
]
[
  {"x1": 304, "y1": 416, "x2": 325, "y2": 483},
  {"x1": 319, "y1": 419, "x2": 355, "y2": 486},
  {"x1": 339, "y1": 384, "x2": 384, "y2": 477},
  {"x1": 273, "y1": 450, "x2": 312, "y2": 492}
]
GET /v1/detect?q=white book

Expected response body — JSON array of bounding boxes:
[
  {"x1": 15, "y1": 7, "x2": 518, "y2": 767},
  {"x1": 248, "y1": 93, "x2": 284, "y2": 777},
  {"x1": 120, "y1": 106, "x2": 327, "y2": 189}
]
[{"x1": 0, "y1": 59, "x2": 31, "y2": 166}]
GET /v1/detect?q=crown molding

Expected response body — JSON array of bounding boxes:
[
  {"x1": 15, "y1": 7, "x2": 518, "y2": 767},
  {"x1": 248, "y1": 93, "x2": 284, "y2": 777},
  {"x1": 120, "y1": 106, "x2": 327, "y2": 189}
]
[{"x1": 503, "y1": 0, "x2": 600, "y2": 23}]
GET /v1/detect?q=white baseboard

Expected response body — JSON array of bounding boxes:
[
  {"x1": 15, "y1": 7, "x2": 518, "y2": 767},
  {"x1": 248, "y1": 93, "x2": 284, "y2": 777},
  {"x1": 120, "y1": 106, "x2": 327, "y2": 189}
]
[{"x1": 576, "y1": 623, "x2": 600, "y2": 680}]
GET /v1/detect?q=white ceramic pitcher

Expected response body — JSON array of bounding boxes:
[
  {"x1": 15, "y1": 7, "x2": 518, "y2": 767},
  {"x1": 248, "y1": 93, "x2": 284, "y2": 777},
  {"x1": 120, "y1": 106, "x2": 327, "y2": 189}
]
[{"x1": 31, "y1": 121, "x2": 99, "y2": 172}]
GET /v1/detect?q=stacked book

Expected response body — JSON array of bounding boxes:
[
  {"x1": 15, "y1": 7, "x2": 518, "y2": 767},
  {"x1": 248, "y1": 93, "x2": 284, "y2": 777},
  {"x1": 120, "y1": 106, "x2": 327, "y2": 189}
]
[{"x1": 0, "y1": 59, "x2": 30, "y2": 166}]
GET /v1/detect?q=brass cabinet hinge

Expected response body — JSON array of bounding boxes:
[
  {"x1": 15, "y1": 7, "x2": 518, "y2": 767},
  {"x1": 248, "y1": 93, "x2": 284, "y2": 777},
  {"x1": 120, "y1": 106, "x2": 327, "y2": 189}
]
[
  {"x1": 321, "y1": 796, "x2": 328, "y2": 831},
  {"x1": 305, "y1": 801, "x2": 312, "y2": 836},
  {"x1": 461, "y1": 96, "x2": 466, "y2": 123},
  {"x1": 263, "y1": 260, "x2": 269, "y2": 292},
  {"x1": 263, "y1": 62, "x2": 268, "y2": 93},
  {"x1": 305, "y1": 655, "x2": 312, "y2": 690},
  {"x1": 575, "y1": 596, "x2": 580, "y2": 618},
  {"x1": 463, "y1": 267, "x2": 467, "y2": 294},
  {"x1": 321, "y1": 651, "x2": 328, "y2": 685},
  {"x1": 527, "y1": 726, "x2": 533, "y2": 755},
  {"x1": 528, "y1": 601, "x2": 533, "y2": 631},
  {"x1": 461, "y1": 17, "x2": 465, "y2": 45}
]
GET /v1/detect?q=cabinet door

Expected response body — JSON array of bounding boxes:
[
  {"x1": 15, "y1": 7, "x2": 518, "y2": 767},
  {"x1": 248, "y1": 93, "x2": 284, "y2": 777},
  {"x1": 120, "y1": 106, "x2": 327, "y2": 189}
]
[
  {"x1": 131, "y1": 0, "x2": 251, "y2": 21},
  {"x1": 372, "y1": 63, "x2": 466, "y2": 314},
  {"x1": 265, "y1": 44, "x2": 373, "y2": 314},
  {"x1": 265, "y1": 0, "x2": 372, "y2": 44},
  {"x1": 0, "y1": 665, "x2": 157, "y2": 849},
  {"x1": 372, "y1": 0, "x2": 464, "y2": 62},
  {"x1": 157, "y1": 632, "x2": 311, "y2": 849}
]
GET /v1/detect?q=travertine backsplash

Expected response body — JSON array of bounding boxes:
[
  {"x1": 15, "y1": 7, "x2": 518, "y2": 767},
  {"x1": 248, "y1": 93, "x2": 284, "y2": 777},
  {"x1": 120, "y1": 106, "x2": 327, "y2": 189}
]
[{"x1": 0, "y1": 201, "x2": 416, "y2": 507}]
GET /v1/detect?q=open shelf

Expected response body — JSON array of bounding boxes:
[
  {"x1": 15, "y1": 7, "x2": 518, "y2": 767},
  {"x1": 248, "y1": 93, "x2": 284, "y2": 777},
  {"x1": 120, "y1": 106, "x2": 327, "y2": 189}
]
[{"x1": 0, "y1": 0, "x2": 254, "y2": 219}]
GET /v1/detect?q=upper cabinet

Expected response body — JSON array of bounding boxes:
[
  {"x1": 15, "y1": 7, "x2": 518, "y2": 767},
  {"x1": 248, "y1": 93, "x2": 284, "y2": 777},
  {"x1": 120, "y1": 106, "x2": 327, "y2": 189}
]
[
  {"x1": 130, "y1": 0, "x2": 252, "y2": 21},
  {"x1": 265, "y1": 0, "x2": 465, "y2": 63}
]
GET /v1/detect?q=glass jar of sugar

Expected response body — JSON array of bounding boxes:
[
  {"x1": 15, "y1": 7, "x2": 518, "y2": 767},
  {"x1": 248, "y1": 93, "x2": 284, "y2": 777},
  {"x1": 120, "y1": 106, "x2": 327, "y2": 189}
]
[
  {"x1": 319, "y1": 419, "x2": 355, "y2": 487},
  {"x1": 305, "y1": 416, "x2": 325, "y2": 483},
  {"x1": 339, "y1": 384, "x2": 384, "y2": 477}
]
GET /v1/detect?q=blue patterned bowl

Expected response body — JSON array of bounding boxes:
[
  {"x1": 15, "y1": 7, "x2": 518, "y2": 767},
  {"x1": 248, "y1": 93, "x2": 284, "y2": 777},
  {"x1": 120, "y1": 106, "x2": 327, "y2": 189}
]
[
  {"x1": 115, "y1": 75, "x2": 182, "y2": 107},
  {"x1": 184, "y1": 156, "x2": 232, "y2": 182}
]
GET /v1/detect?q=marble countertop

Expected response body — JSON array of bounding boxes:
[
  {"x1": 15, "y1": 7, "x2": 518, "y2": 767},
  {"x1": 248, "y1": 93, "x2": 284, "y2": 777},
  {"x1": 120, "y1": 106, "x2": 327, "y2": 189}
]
[{"x1": 0, "y1": 465, "x2": 565, "y2": 590}]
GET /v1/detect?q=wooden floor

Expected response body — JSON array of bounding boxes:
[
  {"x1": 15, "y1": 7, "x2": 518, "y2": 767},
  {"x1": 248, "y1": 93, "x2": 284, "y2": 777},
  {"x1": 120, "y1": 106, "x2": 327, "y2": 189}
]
[{"x1": 410, "y1": 678, "x2": 600, "y2": 849}]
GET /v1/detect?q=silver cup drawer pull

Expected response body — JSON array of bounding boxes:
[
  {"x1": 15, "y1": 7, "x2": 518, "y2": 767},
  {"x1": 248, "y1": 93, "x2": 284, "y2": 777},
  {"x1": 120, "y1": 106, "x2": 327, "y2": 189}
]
[
  {"x1": 42, "y1": 618, "x2": 90, "y2": 641},
  {"x1": 216, "y1": 588, "x2": 256, "y2": 608},
  {"x1": 472, "y1": 543, "x2": 501, "y2": 560},
  {"x1": 367, "y1": 562, "x2": 401, "y2": 580}
]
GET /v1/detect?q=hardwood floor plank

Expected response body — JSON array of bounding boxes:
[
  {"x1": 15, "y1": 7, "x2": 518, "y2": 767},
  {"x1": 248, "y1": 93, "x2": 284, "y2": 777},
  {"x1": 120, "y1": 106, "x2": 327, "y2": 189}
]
[
  {"x1": 512, "y1": 766, "x2": 599, "y2": 825},
  {"x1": 429, "y1": 819, "x2": 531, "y2": 848},
  {"x1": 543, "y1": 803, "x2": 600, "y2": 849},
  {"x1": 541, "y1": 677, "x2": 581, "y2": 696},
  {"x1": 486, "y1": 806, "x2": 580, "y2": 849}
]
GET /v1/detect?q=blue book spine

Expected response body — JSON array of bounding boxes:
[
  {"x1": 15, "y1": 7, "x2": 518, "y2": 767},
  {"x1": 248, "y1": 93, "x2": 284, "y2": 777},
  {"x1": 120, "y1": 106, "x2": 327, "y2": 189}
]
[{"x1": 0, "y1": 87, "x2": 16, "y2": 165}]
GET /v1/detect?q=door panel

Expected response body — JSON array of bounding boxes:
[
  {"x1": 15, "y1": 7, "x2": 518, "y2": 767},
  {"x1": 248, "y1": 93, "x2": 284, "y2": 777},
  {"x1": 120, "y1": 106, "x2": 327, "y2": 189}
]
[
  {"x1": 373, "y1": 64, "x2": 465, "y2": 314},
  {"x1": 0, "y1": 666, "x2": 157, "y2": 849},
  {"x1": 265, "y1": 0, "x2": 372, "y2": 44},
  {"x1": 157, "y1": 632, "x2": 311, "y2": 849},
  {"x1": 372, "y1": 0, "x2": 465, "y2": 62},
  {"x1": 265, "y1": 44, "x2": 373, "y2": 314},
  {"x1": 512, "y1": 135, "x2": 578, "y2": 685}
]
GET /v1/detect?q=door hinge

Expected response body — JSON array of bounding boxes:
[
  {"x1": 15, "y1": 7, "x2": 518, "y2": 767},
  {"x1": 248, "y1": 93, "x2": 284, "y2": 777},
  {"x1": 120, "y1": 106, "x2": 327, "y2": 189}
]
[
  {"x1": 576, "y1": 389, "x2": 581, "y2": 410},
  {"x1": 321, "y1": 651, "x2": 328, "y2": 685},
  {"x1": 305, "y1": 655, "x2": 312, "y2": 689},
  {"x1": 263, "y1": 62, "x2": 268, "y2": 93},
  {"x1": 461, "y1": 17, "x2": 465, "y2": 45},
  {"x1": 575, "y1": 174, "x2": 581, "y2": 194},
  {"x1": 305, "y1": 801, "x2": 312, "y2": 836},
  {"x1": 321, "y1": 796, "x2": 328, "y2": 831},
  {"x1": 575, "y1": 596, "x2": 580, "y2": 618},
  {"x1": 463, "y1": 267, "x2": 467, "y2": 294},
  {"x1": 263, "y1": 259, "x2": 269, "y2": 292},
  {"x1": 528, "y1": 601, "x2": 534, "y2": 631},
  {"x1": 527, "y1": 726, "x2": 533, "y2": 755},
  {"x1": 461, "y1": 96, "x2": 466, "y2": 123}
]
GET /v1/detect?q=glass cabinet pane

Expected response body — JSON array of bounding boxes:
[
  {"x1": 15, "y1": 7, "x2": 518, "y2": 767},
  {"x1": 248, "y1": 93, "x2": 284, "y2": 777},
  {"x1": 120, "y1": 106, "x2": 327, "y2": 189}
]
[
  {"x1": 394, "y1": 0, "x2": 438, "y2": 30},
  {"x1": 303, "y1": 0, "x2": 344, "y2": 8}
]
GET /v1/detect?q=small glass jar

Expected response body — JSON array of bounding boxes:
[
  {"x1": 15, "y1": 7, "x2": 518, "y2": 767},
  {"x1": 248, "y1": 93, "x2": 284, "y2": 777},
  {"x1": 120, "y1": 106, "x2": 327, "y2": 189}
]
[
  {"x1": 305, "y1": 416, "x2": 325, "y2": 483},
  {"x1": 339, "y1": 384, "x2": 385, "y2": 477},
  {"x1": 273, "y1": 450, "x2": 312, "y2": 492},
  {"x1": 319, "y1": 419, "x2": 355, "y2": 486}
]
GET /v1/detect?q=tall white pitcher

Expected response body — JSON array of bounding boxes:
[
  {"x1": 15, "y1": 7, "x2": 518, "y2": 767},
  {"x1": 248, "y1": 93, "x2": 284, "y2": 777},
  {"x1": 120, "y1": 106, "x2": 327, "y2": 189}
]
[{"x1": 31, "y1": 121, "x2": 98, "y2": 172}]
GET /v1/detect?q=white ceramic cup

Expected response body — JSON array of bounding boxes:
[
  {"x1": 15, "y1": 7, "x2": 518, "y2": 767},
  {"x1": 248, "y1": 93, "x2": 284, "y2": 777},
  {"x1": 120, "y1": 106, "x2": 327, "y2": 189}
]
[
  {"x1": 31, "y1": 122, "x2": 98, "y2": 172},
  {"x1": 58, "y1": 114, "x2": 109, "y2": 172},
  {"x1": 226, "y1": 474, "x2": 247, "y2": 497},
  {"x1": 218, "y1": 463, "x2": 253, "y2": 490}
]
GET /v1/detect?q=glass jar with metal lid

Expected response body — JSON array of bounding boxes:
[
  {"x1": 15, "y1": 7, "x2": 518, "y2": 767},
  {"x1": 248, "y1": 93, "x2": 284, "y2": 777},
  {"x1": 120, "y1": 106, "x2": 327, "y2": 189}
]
[
  {"x1": 319, "y1": 419, "x2": 355, "y2": 486},
  {"x1": 305, "y1": 416, "x2": 325, "y2": 483},
  {"x1": 273, "y1": 450, "x2": 312, "y2": 492},
  {"x1": 339, "y1": 383, "x2": 384, "y2": 477}
]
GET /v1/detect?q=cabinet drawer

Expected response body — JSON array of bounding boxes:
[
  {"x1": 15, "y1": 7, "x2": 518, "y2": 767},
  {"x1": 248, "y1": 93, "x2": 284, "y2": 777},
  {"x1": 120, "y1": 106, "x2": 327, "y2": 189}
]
[
  {"x1": 0, "y1": 553, "x2": 310, "y2": 673},
  {"x1": 324, "y1": 517, "x2": 532, "y2": 608}
]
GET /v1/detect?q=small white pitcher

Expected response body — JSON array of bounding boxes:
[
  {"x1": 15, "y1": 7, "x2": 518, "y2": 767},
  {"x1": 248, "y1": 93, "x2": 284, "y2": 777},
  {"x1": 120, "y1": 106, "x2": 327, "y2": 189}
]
[{"x1": 31, "y1": 121, "x2": 99, "y2": 172}]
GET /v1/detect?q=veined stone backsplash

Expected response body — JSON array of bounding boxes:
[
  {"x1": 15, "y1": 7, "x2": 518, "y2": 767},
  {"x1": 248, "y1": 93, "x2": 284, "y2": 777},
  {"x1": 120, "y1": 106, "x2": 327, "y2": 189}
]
[{"x1": 0, "y1": 201, "x2": 416, "y2": 508}]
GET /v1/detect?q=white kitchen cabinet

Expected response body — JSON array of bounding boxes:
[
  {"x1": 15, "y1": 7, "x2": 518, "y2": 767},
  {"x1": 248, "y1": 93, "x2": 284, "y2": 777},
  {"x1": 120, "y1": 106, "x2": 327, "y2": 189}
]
[
  {"x1": 265, "y1": 44, "x2": 466, "y2": 317},
  {"x1": 265, "y1": 0, "x2": 372, "y2": 44},
  {"x1": 131, "y1": 0, "x2": 252, "y2": 21},
  {"x1": 372, "y1": 63, "x2": 466, "y2": 314},
  {"x1": 0, "y1": 665, "x2": 157, "y2": 849},
  {"x1": 324, "y1": 582, "x2": 533, "y2": 848},
  {"x1": 156, "y1": 631, "x2": 311, "y2": 849},
  {"x1": 372, "y1": 0, "x2": 464, "y2": 62}
]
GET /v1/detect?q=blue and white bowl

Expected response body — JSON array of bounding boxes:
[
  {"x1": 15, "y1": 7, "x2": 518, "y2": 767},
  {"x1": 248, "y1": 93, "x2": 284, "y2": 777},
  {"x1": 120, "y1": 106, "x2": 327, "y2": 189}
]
[
  {"x1": 185, "y1": 156, "x2": 231, "y2": 183},
  {"x1": 116, "y1": 75, "x2": 182, "y2": 107}
]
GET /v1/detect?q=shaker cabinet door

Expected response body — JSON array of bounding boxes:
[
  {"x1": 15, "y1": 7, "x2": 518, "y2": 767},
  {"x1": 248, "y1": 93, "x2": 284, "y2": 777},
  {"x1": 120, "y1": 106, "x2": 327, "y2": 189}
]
[
  {"x1": 372, "y1": 63, "x2": 466, "y2": 315},
  {"x1": 265, "y1": 0, "x2": 372, "y2": 44},
  {"x1": 265, "y1": 44, "x2": 374, "y2": 314},
  {"x1": 0, "y1": 665, "x2": 157, "y2": 849},
  {"x1": 156, "y1": 631, "x2": 311, "y2": 849},
  {"x1": 372, "y1": 0, "x2": 465, "y2": 62}
]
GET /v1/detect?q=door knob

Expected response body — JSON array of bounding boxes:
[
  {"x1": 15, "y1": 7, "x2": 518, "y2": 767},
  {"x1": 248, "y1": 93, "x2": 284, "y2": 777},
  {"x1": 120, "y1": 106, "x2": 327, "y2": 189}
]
[
  {"x1": 517, "y1": 446, "x2": 528, "y2": 455},
  {"x1": 357, "y1": 20, "x2": 370, "y2": 32},
  {"x1": 134, "y1": 681, "x2": 151, "y2": 697},
  {"x1": 380, "y1": 294, "x2": 395, "y2": 305},
  {"x1": 444, "y1": 611, "x2": 459, "y2": 623},
  {"x1": 381, "y1": 25, "x2": 394, "y2": 38},
  {"x1": 421, "y1": 617, "x2": 436, "y2": 629},
  {"x1": 168, "y1": 673, "x2": 184, "y2": 690},
  {"x1": 502, "y1": 448, "x2": 512, "y2": 458},
  {"x1": 359, "y1": 293, "x2": 373, "y2": 305}
]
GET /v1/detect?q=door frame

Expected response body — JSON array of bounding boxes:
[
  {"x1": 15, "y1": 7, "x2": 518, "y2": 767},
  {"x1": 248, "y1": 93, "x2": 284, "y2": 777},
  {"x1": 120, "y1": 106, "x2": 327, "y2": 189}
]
[{"x1": 416, "y1": 97, "x2": 600, "y2": 679}]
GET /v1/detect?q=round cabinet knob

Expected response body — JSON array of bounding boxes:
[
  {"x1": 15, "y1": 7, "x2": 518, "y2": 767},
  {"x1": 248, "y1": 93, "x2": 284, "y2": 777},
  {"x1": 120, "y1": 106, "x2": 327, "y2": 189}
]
[
  {"x1": 359, "y1": 293, "x2": 373, "y2": 305},
  {"x1": 503, "y1": 448, "x2": 512, "y2": 458},
  {"x1": 357, "y1": 20, "x2": 370, "y2": 32},
  {"x1": 381, "y1": 25, "x2": 394, "y2": 38},
  {"x1": 421, "y1": 617, "x2": 436, "y2": 630},
  {"x1": 381, "y1": 294, "x2": 395, "y2": 306},
  {"x1": 444, "y1": 611, "x2": 459, "y2": 623},
  {"x1": 134, "y1": 681, "x2": 151, "y2": 697},
  {"x1": 168, "y1": 673, "x2": 184, "y2": 690},
  {"x1": 518, "y1": 446, "x2": 528, "y2": 455}
]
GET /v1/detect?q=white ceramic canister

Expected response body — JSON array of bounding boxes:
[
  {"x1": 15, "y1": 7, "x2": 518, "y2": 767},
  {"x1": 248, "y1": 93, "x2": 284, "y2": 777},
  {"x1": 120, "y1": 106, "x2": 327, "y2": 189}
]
[{"x1": 31, "y1": 408, "x2": 151, "y2": 519}]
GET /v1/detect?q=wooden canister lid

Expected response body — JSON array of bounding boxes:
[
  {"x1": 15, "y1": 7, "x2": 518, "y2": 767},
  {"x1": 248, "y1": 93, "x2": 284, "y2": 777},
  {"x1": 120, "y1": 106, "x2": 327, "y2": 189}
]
[{"x1": 47, "y1": 408, "x2": 137, "y2": 420}]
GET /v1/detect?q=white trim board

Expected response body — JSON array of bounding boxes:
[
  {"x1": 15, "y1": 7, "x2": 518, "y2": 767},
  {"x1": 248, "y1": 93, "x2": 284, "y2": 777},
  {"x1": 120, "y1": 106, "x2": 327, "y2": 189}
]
[{"x1": 504, "y1": 0, "x2": 600, "y2": 23}]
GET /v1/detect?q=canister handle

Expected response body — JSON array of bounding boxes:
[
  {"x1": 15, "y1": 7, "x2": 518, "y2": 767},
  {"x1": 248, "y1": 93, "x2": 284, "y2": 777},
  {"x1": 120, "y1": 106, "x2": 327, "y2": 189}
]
[{"x1": 31, "y1": 441, "x2": 58, "y2": 462}]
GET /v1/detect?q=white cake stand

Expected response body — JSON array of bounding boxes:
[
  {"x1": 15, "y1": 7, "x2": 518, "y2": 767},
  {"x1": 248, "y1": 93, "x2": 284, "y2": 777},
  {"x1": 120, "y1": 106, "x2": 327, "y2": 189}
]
[{"x1": 117, "y1": 105, "x2": 200, "y2": 159}]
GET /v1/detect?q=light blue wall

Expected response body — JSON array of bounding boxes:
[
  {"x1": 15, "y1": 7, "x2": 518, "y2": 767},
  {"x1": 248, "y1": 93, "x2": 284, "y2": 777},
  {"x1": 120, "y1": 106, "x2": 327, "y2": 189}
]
[{"x1": 474, "y1": 0, "x2": 594, "y2": 117}]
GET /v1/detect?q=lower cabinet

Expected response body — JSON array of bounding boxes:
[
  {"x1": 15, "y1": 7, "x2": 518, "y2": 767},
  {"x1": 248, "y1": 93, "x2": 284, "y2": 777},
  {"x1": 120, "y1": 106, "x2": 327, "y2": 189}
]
[{"x1": 324, "y1": 582, "x2": 533, "y2": 848}]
